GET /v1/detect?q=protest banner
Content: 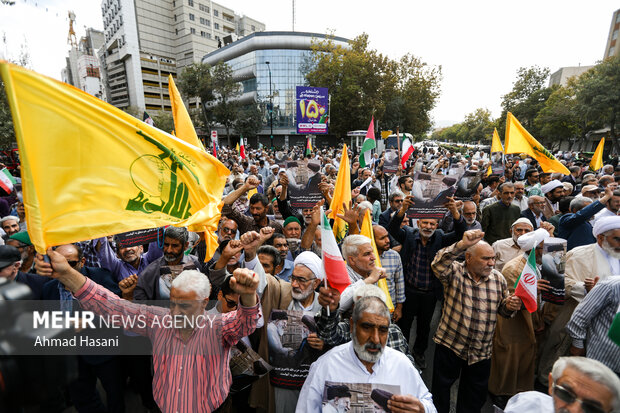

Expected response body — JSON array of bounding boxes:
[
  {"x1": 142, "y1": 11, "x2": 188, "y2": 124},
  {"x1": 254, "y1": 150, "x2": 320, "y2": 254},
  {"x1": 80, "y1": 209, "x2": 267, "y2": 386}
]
[
  {"x1": 406, "y1": 172, "x2": 457, "y2": 219},
  {"x1": 114, "y1": 227, "x2": 165, "y2": 249},
  {"x1": 296, "y1": 86, "x2": 329, "y2": 135},
  {"x1": 454, "y1": 170, "x2": 484, "y2": 200},
  {"x1": 383, "y1": 149, "x2": 399, "y2": 174},
  {"x1": 540, "y1": 237, "x2": 566, "y2": 305},
  {"x1": 285, "y1": 159, "x2": 324, "y2": 208}
]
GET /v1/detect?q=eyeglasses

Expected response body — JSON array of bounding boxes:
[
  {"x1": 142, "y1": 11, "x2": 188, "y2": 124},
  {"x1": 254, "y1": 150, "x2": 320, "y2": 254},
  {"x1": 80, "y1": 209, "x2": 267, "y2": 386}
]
[
  {"x1": 67, "y1": 260, "x2": 80, "y2": 268},
  {"x1": 553, "y1": 383, "x2": 607, "y2": 413},
  {"x1": 290, "y1": 275, "x2": 316, "y2": 284},
  {"x1": 224, "y1": 297, "x2": 238, "y2": 309},
  {"x1": 392, "y1": 199, "x2": 403, "y2": 203},
  {"x1": 220, "y1": 227, "x2": 236, "y2": 234}
]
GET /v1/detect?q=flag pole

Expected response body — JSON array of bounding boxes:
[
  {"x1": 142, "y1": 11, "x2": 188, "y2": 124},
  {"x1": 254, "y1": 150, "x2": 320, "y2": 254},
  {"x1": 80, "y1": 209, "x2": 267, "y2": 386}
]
[
  {"x1": 321, "y1": 205, "x2": 330, "y2": 317},
  {"x1": 396, "y1": 126, "x2": 401, "y2": 168}
]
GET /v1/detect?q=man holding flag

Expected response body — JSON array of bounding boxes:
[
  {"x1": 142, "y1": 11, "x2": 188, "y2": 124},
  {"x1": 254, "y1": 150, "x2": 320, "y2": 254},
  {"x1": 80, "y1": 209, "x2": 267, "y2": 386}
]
[
  {"x1": 430, "y1": 229, "x2": 522, "y2": 413},
  {"x1": 489, "y1": 228, "x2": 553, "y2": 404}
]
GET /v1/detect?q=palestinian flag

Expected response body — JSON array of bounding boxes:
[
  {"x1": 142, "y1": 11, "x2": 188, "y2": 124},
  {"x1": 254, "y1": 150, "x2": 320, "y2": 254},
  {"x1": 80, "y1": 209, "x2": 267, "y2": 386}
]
[
  {"x1": 142, "y1": 111, "x2": 154, "y2": 126},
  {"x1": 515, "y1": 247, "x2": 538, "y2": 312},
  {"x1": 306, "y1": 137, "x2": 312, "y2": 156},
  {"x1": 401, "y1": 134, "x2": 414, "y2": 168},
  {"x1": 320, "y1": 207, "x2": 351, "y2": 293},
  {"x1": 0, "y1": 168, "x2": 16, "y2": 194},
  {"x1": 359, "y1": 116, "x2": 376, "y2": 168}
]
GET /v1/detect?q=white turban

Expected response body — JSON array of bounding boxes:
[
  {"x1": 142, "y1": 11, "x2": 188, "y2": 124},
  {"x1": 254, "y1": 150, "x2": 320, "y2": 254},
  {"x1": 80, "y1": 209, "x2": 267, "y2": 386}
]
[
  {"x1": 593, "y1": 216, "x2": 620, "y2": 237},
  {"x1": 293, "y1": 251, "x2": 325, "y2": 281},
  {"x1": 541, "y1": 179, "x2": 563, "y2": 194},
  {"x1": 517, "y1": 228, "x2": 550, "y2": 251}
]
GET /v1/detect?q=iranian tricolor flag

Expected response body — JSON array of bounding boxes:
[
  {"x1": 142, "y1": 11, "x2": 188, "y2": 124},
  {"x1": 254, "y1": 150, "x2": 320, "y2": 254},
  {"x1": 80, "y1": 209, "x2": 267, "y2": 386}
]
[
  {"x1": 401, "y1": 134, "x2": 414, "y2": 168},
  {"x1": 358, "y1": 117, "x2": 376, "y2": 168},
  {"x1": 320, "y1": 207, "x2": 351, "y2": 293},
  {"x1": 239, "y1": 136, "x2": 246, "y2": 160},
  {"x1": 0, "y1": 168, "x2": 16, "y2": 194},
  {"x1": 514, "y1": 247, "x2": 538, "y2": 312}
]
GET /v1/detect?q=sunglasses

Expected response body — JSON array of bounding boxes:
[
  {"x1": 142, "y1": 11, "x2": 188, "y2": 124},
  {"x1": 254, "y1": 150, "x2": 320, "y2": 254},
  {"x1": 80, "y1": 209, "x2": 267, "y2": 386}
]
[
  {"x1": 220, "y1": 227, "x2": 236, "y2": 234},
  {"x1": 224, "y1": 298, "x2": 238, "y2": 309},
  {"x1": 553, "y1": 383, "x2": 607, "y2": 413},
  {"x1": 67, "y1": 260, "x2": 80, "y2": 268}
]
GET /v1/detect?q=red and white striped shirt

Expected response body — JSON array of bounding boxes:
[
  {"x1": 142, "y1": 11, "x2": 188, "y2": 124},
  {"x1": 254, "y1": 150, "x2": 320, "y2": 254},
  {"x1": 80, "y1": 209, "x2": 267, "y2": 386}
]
[{"x1": 75, "y1": 278, "x2": 261, "y2": 412}]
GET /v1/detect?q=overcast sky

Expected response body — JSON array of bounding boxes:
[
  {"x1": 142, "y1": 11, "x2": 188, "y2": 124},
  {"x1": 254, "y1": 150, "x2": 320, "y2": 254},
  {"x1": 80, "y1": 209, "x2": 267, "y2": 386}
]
[{"x1": 1, "y1": 0, "x2": 617, "y2": 127}]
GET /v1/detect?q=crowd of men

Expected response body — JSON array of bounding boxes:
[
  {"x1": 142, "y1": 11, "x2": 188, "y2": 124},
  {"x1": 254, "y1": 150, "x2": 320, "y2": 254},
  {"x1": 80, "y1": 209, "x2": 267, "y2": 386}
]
[{"x1": 3, "y1": 143, "x2": 620, "y2": 413}]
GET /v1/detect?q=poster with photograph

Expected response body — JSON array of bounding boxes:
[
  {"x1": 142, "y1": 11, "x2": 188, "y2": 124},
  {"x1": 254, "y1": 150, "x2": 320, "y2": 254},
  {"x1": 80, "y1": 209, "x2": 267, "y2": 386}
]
[
  {"x1": 285, "y1": 160, "x2": 324, "y2": 208},
  {"x1": 267, "y1": 309, "x2": 324, "y2": 390},
  {"x1": 322, "y1": 381, "x2": 401, "y2": 413},
  {"x1": 229, "y1": 340, "x2": 273, "y2": 393},
  {"x1": 454, "y1": 170, "x2": 484, "y2": 200},
  {"x1": 383, "y1": 149, "x2": 399, "y2": 174},
  {"x1": 541, "y1": 238, "x2": 566, "y2": 305},
  {"x1": 490, "y1": 151, "x2": 505, "y2": 175},
  {"x1": 406, "y1": 172, "x2": 458, "y2": 219}
]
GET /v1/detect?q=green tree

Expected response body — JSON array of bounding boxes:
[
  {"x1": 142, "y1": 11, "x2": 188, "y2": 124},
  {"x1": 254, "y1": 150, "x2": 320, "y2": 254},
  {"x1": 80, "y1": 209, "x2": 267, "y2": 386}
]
[
  {"x1": 534, "y1": 83, "x2": 584, "y2": 149},
  {"x1": 152, "y1": 111, "x2": 175, "y2": 134},
  {"x1": 499, "y1": 66, "x2": 551, "y2": 137},
  {"x1": 211, "y1": 62, "x2": 240, "y2": 146},
  {"x1": 0, "y1": 37, "x2": 31, "y2": 150},
  {"x1": 176, "y1": 62, "x2": 214, "y2": 129},
  {"x1": 235, "y1": 105, "x2": 263, "y2": 139},
  {"x1": 574, "y1": 56, "x2": 620, "y2": 153}
]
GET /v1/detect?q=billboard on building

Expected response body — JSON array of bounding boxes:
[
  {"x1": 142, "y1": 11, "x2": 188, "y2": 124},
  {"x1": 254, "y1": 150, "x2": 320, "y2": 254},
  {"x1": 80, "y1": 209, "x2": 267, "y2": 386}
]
[{"x1": 296, "y1": 86, "x2": 328, "y2": 134}]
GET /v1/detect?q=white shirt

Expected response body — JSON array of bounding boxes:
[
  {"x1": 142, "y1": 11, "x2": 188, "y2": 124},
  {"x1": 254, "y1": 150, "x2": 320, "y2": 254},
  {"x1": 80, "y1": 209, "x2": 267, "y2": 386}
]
[{"x1": 296, "y1": 342, "x2": 437, "y2": 413}]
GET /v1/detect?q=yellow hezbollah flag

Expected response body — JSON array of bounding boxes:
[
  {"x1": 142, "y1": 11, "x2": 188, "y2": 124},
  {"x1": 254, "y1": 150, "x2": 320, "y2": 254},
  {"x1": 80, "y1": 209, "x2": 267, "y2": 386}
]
[
  {"x1": 236, "y1": 142, "x2": 240, "y2": 152},
  {"x1": 491, "y1": 128, "x2": 503, "y2": 153},
  {"x1": 0, "y1": 61, "x2": 230, "y2": 256},
  {"x1": 360, "y1": 209, "x2": 394, "y2": 312},
  {"x1": 488, "y1": 128, "x2": 504, "y2": 176},
  {"x1": 504, "y1": 112, "x2": 569, "y2": 175},
  {"x1": 169, "y1": 74, "x2": 204, "y2": 150},
  {"x1": 328, "y1": 144, "x2": 351, "y2": 242},
  {"x1": 590, "y1": 138, "x2": 605, "y2": 172}
]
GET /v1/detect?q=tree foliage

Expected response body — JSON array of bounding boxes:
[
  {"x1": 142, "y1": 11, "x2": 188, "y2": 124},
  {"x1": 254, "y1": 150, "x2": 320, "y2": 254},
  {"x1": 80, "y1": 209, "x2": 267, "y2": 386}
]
[
  {"x1": 305, "y1": 34, "x2": 441, "y2": 138},
  {"x1": 0, "y1": 37, "x2": 31, "y2": 150},
  {"x1": 176, "y1": 62, "x2": 214, "y2": 129},
  {"x1": 152, "y1": 111, "x2": 175, "y2": 134},
  {"x1": 235, "y1": 104, "x2": 263, "y2": 139},
  {"x1": 431, "y1": 108, "x2": 495, "y2": 143}
]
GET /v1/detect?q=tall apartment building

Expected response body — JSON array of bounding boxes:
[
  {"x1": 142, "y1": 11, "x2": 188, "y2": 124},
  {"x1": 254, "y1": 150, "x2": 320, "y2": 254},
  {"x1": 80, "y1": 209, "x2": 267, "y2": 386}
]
[
  {"x1": 603, "y1": 8, "x2": 620, "y2": 59},
  {"x1": 61, "y1": 28, "x2": 106, "y2": 100},
  {"x1": 548, "y1": 65, "x2": 594, "y2": 87},
  {"x1": 98, "y1": 0, "x2": 265, "y2": 112}
]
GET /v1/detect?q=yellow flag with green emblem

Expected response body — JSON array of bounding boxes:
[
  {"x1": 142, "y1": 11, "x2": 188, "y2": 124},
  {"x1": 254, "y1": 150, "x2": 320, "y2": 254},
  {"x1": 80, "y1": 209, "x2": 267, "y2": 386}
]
[
  {"x1": 504, "y1": 112, "x2": 569, "y2": 175},
  {"x1": 359, "y1": 209, "x2": 394, "y2": 312},
  {"x1": 0, "y1": 61, "x2": 229, "y2": 257},
  {"x1": 168, "y1": 74, "x2": 204, "y2": 151},
  {"x1": 589, "y1": 138, "x2": 605, "y2": 172}
]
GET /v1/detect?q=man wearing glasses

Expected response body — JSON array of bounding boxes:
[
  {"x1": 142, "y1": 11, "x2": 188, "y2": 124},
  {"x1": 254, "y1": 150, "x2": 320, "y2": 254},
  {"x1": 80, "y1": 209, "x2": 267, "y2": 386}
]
[
  {"x1": 524, "y1": 168, "x2": 543, "y2": 197},
  {"x1": 379, "y1": 191, "x2": 405, "y2": 229},
  {"x1": 502, "y1": 357, "x2": 620, "y2": 413}
]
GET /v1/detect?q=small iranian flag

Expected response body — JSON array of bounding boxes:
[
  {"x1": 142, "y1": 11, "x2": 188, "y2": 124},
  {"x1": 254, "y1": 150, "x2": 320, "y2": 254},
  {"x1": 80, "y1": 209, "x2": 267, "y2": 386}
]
[
  {"x1": 514, "y1": 247, "x2": 538, "y2": 312},
  {"x1": 306, "y1": 137, "x2": 312, "y2": 156},
  {"x1": 609, "y1": 304, "x2": 620, "y2": 347},
  {"x1": 0, "y1": 168, "x2": 16, "y2": 194},
  {"x1": 401, "y1": 134, "x2": 414, "y2": 168},
  {"x1": 358, "y1": 117, "x2": 376, "y2": 168},
  {"x1": 239, "y1": 136, "x2": 246, "y2": 160},
  {"x1": 320, "y1": 207, "x2": 351, "y2": 293}
]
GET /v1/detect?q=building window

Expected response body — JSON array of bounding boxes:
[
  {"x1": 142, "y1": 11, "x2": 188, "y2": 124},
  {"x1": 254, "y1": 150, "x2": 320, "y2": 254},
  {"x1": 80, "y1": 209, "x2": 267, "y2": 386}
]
[
  {"x1": 176, "y1": 28, "x2": 179, "y2": 35},
  {"x1": 206, "y1": 19, "x2": 211, "y2": 26},
  {"x1": 609, "y1": 46, "x2": 615, "y2": 57},
  {"x1": 172, "y1": 1, "x2": 175, "y2": 6},
  {"x1": 188, "y1": 0, "x2": 194, "y2": 6},
  {"x1": 199, "y1": 3, "x2": 209, "y2": 12},
  {"x1": 190, "y1": 27, "x2": 196, "y2": 34},
  {"x1": 213, "y1": 9, "x2": 218, "y2": 17},
  {"x1": 613, "y1": 30, "x2": 619, "y2": 41},
  {"x1": 200, "y1": 17, "x2": 204, "y2": 24},
  {"x1": 189, "y1": 13, "x2": 195, "y2": 21},
  {"x1": 251, "y1": 25, "x2": 255, "y2": 31},
  {"x1": 174, "y1": 14, "x2": 177, "y2": 21},
  {"x1": 617, "y1": 13, "x2": 620, "y2": 23},
  {"x1": 214, "y1": 22, "x2": 219, "y2": 30}
]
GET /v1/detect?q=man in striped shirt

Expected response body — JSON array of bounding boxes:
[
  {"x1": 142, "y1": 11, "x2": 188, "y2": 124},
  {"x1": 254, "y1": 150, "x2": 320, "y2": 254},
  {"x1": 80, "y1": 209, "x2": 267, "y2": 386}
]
[{"x1": 35, "y1": 248, "x2": 261, "y2": 413}]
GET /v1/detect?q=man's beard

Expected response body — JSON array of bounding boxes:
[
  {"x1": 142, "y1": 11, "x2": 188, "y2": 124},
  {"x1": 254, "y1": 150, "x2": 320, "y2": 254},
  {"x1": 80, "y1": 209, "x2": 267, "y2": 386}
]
[
  {"x1": 602, "y1": 239, "x2": 620, "y2": 259},
  {"x1": 420, "y1": 229, "x2": 436, "y2": 239},
  {"x1": 464, "y1": 217, "x2": 475, "y2": 225},
  {"x1": 164, "y1": 252, "x2": 182, "y2": 263},
  {"x1": 352, "y1": 326, "x2": 383, "y2": 363},
  {"x1": 291, "y1": 285, "x2": 314, "y2": 302}
]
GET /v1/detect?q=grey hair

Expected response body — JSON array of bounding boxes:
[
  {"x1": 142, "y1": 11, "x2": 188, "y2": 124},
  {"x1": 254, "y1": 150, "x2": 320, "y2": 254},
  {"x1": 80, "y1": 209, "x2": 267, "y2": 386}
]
[
  {"x1": 466, "y1": 240, "x2": 491, "y2": 255},
  {"x1": 342, "y1": 234, "x2": 371, "y2": 261},
  {"x1": 165, "y1": 226, "x2": 189, "y2": 245},
  {"x1": 551, "y1": 357, "x2": 620, "y2": 412},
  {"x1": 498, "y1": 182, "x2": 515, "y2": 193},
  {"x1": 389, "y1": 190, "x2": 405, "y2": 202},
  {"x1": 353, "y1": 284, "x2": 387, "y2": 304},
  {"x1": 527, "y1": 196, "x2": 543, "y2": 206},
  {"x1": 358, "y1": 201, "x2": 373, "y2": 212},
  {"x1": 569, "y1": 197, "x2": 592, "y2": 212},
  {"x1": 352, "y1": 296, "x2": 390, "y2": 325},
  {"x1": 170, "y1": 269, "x2": 211, "y2": 300}
]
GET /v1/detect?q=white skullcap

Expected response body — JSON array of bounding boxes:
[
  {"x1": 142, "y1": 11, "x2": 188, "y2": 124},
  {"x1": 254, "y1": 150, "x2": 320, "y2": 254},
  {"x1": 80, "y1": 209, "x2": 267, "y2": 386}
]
[
  {"x1": 517, "y1": 228, "x2": 550, "y2": 251},
  {"x1": 0, "y1": 215, "x2": 19, "y2": 224},
  {"x1": 511, "y1": 217, "x2": 533, "y2": 229},
  {"x1": 278, "y1": 168, "x2": 286, "y2": 174},
  {"x1": 353, "y1": 284, "x2": 387, "y2": 304},
  {"x1": 593, "y1": 216, "x2": 620, "y2": 237},
  {"x1": 541, "y1": 179, "x2": 563, "y2": 194},
  {"x1": 503, "y1": 391, "x2": 554, "y2": 413},
  {"x1": 293, "y1": 251, "x2": 325, "y2": 281}
]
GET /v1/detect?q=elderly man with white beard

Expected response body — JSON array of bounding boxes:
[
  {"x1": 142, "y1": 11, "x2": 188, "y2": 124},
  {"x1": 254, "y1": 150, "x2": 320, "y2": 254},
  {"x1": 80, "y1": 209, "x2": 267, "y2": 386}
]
[
  {"x1": 297, "y1": 296, "x2": 436, "y2": 413},
  {"x1": 492, "y1": 218, "x2": 536, "y2": 272}
]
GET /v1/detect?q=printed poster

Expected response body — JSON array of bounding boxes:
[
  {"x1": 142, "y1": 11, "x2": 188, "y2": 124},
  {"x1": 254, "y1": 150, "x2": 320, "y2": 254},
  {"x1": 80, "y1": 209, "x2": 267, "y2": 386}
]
[{"x1": 322, "y1": 381, "x2": 401, "y2": 412}]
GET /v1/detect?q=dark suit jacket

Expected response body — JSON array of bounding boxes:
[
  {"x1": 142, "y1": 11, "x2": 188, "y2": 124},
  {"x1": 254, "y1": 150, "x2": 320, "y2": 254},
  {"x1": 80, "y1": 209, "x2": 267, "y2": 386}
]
[
  {"x1": 15, "y1": 271, "x2": 49, "y2": 300},
  {"x1": 520, "y1": 208, "x2": 546, "y2": 230},
  {"x1": 387, "y1": 211, "x2": 466, "y2": 298},
  {"x1": 559, "y1": 200, "x2": 606, "y2": 250},
  {"x1": 378, "y1": 207, "x2": 397, "y2": 228}
]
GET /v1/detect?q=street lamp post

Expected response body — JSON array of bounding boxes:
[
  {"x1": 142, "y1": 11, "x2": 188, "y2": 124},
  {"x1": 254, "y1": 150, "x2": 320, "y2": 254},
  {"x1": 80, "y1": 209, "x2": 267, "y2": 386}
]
[{"x1": 265, "y1": 61, "x2": 273, "y2": 149}]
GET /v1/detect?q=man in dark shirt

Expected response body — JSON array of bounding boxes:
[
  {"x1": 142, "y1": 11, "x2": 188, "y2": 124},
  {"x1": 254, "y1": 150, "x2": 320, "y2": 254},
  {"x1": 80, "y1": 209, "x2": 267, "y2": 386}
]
[{"x1": 481, "y1": 183, "x2": 521, "y2": 245}]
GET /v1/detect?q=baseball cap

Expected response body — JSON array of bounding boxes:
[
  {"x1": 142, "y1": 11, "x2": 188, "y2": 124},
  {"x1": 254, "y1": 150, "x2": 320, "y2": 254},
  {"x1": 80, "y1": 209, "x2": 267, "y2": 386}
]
[{"x1": 0, "y1": 245, "x2": 21, "y2": 269}]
